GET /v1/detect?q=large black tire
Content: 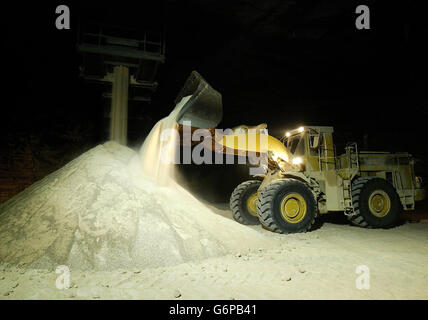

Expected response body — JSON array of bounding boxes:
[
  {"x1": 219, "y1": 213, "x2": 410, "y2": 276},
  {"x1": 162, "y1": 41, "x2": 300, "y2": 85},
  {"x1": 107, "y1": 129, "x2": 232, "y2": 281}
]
[
  {"x1": 257, "y1": 179, "x2": 317, "y2": 234},
  {"x1": 230, "y1": 180, "x2": 262, "y2": 225},
  {"x1": 348, "y1": 177, "x2": 401, "y2": 228}
]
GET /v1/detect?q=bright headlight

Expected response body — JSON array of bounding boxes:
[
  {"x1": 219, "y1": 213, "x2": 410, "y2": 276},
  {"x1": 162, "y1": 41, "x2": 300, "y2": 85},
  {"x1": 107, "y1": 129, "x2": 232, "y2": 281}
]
[
  {"x1": 298, "y1": 126, "x2": 304, "y2": 133},
  {"x1": 285, "y1": 131, "x2": 291, "y2": 137},
  {"x1": 292, "y1": 157, "x2": 303, "y2": 165}
]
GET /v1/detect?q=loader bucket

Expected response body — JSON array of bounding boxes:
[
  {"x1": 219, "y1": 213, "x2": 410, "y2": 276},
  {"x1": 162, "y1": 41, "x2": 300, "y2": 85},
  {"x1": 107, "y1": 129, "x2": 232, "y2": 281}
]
[{"x1": 174, "y1": 71, "x2": 222, "y2": 129}]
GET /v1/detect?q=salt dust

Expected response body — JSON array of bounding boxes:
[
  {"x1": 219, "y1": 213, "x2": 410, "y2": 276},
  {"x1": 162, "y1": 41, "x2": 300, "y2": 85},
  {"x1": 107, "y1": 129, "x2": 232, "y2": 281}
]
[
  {"x1": 139, "y1": 95, "x2": 191, "y2": 185},
  {"x1": 0, "y1": 97, "x2": 275, "y2": 271}
]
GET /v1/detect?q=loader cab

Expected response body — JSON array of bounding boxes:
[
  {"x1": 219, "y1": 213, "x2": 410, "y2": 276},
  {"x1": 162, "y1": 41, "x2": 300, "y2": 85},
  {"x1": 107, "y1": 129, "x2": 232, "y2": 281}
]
[{"x1": 283, "y1": 126, "x2": 335, "y2": 172}]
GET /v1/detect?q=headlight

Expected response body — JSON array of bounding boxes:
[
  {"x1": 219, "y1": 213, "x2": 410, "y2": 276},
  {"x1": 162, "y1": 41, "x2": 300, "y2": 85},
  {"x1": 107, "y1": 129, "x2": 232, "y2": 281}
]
[
  {"x1": 292, "y1": 157, "x2": 303, "y2": 165},
  {"x1": 285, "y1": 131, "x2": 291, "y2": 137}
]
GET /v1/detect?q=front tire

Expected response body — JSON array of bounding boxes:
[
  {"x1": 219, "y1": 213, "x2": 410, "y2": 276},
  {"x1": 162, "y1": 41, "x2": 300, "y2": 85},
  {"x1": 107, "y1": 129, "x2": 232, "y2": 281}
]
[
  {"x1": 348, "y1": 177, "x2": 401, "y2": 228},
  {"x1": 230, "y1": 180, "x2": 262, "y2": 225},
  {"x1": 257, "y1": 179, "x2": 317, "y2": 234}
]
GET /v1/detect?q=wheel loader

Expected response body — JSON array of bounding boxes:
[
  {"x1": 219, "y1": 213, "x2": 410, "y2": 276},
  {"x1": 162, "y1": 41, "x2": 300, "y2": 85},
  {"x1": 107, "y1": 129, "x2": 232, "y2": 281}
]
[
  {"x1": 226, "y1": 126, "x2": 426, "y2": 233},
  {"x1": 174, "y1": 71, "x2": 426, "y2": 234}
]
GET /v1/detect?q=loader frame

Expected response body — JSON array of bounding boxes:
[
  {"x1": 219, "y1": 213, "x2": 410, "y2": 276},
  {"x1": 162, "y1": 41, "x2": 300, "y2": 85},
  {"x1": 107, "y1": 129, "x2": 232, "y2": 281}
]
[{"x1": 256, "y1": 126, "x2": 425, "y2": 215}]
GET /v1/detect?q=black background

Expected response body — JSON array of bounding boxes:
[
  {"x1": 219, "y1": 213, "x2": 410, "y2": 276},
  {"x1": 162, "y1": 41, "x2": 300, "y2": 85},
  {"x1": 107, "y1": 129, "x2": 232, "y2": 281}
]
[
  {"x1": 1, "y1": 0, "x2": 427, "y2": 203},
  {"x1": 0, "y1": 300, "x2": 427, "y2": 317}
]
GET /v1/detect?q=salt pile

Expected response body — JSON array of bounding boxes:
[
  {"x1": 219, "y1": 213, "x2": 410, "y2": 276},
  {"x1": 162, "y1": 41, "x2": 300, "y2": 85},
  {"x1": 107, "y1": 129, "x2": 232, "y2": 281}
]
[
  {"x1": 0, "y1": 93, "x2": 275, "y2": 271},
  {"x1": 0, "y1": 141, "x2": 274, "y2": 270}
]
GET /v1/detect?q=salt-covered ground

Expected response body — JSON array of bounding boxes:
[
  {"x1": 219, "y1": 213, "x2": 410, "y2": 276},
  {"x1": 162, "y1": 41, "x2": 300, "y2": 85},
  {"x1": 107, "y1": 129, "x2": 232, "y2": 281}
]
[{"x1": 1, "y1": 219, "x2": 428, "y2": 299}]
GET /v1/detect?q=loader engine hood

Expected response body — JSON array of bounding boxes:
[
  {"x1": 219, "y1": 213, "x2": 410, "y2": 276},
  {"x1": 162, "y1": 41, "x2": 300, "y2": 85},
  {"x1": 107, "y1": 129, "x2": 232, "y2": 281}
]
[{"x1": 174, "y1": 71, "x2": 223, "y2": 129}]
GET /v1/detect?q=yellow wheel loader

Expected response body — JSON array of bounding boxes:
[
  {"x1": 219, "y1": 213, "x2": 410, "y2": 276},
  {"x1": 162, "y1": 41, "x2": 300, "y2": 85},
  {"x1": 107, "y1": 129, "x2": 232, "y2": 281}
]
[
  {"x1": 224, "y1": 126, "x2": 426, "y2": 233},
  {"x1": 174, "y1": 71, "x2": 426, "y2": 234}
]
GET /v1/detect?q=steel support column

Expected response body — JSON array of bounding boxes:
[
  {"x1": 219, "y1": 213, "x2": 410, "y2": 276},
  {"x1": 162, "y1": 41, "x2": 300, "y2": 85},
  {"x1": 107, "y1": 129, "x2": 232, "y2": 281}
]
[{"x1": 110, "y1": 65, "x2": 129, "y2": 145}]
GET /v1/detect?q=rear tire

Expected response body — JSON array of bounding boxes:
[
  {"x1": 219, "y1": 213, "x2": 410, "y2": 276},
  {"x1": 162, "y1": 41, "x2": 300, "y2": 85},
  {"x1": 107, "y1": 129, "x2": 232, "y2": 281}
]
[
  {"x1": 230, "y1": 180, "x2": 262, "y2": 225},
  {"x1": 348, "y1": 177, "x2": 401, "y2": 228},
  {"x1": 257, "y1": 179, "x2": 317, "y2": 234}
]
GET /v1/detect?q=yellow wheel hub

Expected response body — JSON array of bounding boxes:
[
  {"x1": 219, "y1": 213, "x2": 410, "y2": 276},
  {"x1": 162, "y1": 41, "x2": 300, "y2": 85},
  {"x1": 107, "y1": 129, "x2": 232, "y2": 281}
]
[
  {"x1": 246, "y1": 192, "x2": 259, "y2": 216},
  {"x1": 280, "y1": 193, "x2": 307, "y2": 223},
  {"x1": 368, "y1": 189, "x2": 391, "y2": 217}
]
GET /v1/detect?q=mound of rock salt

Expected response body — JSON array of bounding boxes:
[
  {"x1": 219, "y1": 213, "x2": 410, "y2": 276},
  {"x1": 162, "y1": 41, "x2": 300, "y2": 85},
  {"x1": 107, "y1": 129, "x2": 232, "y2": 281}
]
[{"x1": 0, "y1": 142, "x2": 274, "y2": 270}]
